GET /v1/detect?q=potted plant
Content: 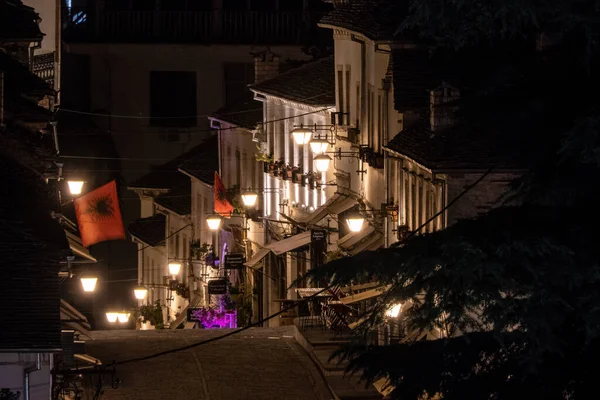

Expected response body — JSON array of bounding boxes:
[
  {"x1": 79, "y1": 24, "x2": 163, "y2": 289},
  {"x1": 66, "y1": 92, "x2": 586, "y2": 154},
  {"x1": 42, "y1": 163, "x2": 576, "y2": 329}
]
[
  {"x1": 286, "y1": 164, "x2": 293, "y2": 179},
  {"x1": 292, "y1": 166, "x2": 303, "y2": 183}
]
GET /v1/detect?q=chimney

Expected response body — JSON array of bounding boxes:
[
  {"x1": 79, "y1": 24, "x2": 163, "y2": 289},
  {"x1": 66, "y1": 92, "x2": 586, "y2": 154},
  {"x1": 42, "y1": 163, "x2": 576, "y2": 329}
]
[
  {"x1": 253, "y1": 50, "x2": 280, "y2": 83},
  {"x1": 430, "y1": 83, "x2": 460, "y2": 132}
]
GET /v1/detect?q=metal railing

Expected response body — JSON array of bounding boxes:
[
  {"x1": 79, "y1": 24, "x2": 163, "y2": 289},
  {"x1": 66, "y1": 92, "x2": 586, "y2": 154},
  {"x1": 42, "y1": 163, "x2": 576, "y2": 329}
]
[{"x1": 64, "y1": 8, "x2": 312, "y2": 44}]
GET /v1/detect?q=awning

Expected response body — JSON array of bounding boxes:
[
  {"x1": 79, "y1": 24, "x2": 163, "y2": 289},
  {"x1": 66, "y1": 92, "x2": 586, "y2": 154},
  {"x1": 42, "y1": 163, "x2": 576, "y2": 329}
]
[
  {"x1": 296, "y1": 193, "x2": 357, "y2": 226},
  {"x1": 65, "y1": 230, "x2": 97, "y2": 262},
  {"x1": 244, "y1": 231, "x2": 312, "y2": 267},
  {"x1": 338, "y1": 227, "x2": 375, "y2": 249},
  {"x1": 339, "y1": 228, "x2": 384, "y2": 256},
  {"x1": 349, "y1": 231, "x2": 384, "y2": 255}
]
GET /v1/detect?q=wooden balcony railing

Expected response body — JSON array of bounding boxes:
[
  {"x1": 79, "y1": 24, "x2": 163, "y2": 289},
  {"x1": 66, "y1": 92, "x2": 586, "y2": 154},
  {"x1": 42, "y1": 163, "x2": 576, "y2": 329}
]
[
  {"x1": 32, "y1": 52, "x2": 55, "y2": 88},
  {"x1": 64, "y1": 8, "x2": 313, "y2": 44}
]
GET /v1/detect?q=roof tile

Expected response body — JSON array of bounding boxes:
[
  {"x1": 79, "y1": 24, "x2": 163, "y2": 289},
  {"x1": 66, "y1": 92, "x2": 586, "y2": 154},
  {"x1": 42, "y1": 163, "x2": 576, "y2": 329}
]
[
  {"x1": 249, "y1": 57, "x2": 335, "y2": 107},
  {"x1": 128, "y1": 214, "x2": 166, "y2": 247}
]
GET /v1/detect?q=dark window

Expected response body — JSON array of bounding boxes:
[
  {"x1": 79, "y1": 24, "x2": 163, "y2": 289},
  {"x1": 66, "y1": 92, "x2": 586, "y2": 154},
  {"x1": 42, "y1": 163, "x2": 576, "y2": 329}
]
[
  {"x1": 278, "y1": 0, "x2": 303, "y2": 10},
  {"x1": 186, "y1": 0, "x2": 213, "y2": 10},
  {"x1": 251, "y1": 0, "x2": 276, "y2": 11},
  {"x1": 223, "y1": 63, "x2": 254, "y2": 104},
  {"x1": 150, "y1": 71, "x2": 197, "y2": 127},
  {"x1": 130, "y1": 0, "x2": 155, "y2": 10},
  {"x1": 224, "y1": 0, "x2": 247, "y2": 10}
]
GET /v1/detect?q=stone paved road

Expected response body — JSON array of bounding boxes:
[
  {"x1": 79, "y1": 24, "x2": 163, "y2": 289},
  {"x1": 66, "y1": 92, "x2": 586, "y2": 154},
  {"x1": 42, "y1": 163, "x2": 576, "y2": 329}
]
[{"x1": 85, "y1": 327, "x2": 334, "y2": 400}]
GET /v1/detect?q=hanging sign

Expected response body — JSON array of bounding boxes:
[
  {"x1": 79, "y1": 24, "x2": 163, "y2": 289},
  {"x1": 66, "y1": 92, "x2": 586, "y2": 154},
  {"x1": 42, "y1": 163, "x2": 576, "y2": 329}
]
[
  {"x1": 208, "y1": 279, "x2": 228, "y2": 295},
  {"x1": 311, "y1": 229, "x2": 327, "y2": 270},
  {"x1": 224, "y1": 253, "x2": 245, "y2": 269},
  {"x1": 187, "y1": 307, "x2": 202, "y2": 322}
]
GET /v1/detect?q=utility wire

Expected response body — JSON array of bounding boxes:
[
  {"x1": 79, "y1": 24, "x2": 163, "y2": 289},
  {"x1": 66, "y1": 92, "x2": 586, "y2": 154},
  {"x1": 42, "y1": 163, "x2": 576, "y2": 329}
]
[
  {"x1": 56, "y1": 91, "x2": 332, "y2": 120},
  {"x1": 111, "y1": 169, "x2": 493, "y2": 366},
  {"x1": 136, "y1": 223, "x2": 192, "y2": 252},
  {"x1": 114, "y1": 285, "x2": 333, "y2": 366}
]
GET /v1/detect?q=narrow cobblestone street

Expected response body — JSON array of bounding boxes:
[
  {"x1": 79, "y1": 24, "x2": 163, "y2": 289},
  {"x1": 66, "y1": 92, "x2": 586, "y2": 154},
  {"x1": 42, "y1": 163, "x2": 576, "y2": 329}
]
[{"x1": 84, "y1": 327, "x2": 333, "y2": 400}]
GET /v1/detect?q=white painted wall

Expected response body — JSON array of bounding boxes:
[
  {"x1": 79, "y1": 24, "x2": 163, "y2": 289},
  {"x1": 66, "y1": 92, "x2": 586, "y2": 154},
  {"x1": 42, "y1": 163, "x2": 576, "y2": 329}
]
[
  {"x1": 0, "y1": 353, "x2": 53, "y2": 400},
  {"x1": 22, "y1": 0, "x2": 57, "y2": 54},
  {"x1": 65, "y1": 43, "x2": 307, "y2": 183}
]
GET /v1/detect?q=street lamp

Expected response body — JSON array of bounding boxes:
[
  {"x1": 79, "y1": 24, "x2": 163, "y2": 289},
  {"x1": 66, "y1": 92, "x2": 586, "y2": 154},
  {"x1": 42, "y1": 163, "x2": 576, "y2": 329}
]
[
  {"x1": 310, "y1": 138, "x2": 329, "y2": 155},
  {"x1": 291, "y1": 126, "x2": 313, "y2": 145},
  {"x1": 117, "y1": 312, "x2": 130, "y2": 323},
  {"x1": 80, "y1": 273, "x2": 98, "y2": 292},
  {"x1": 67, "y1": 180, "x2": 85, "y2": 195},
  {"x1": 105, "y1": 312, "x2": 118, "y2": 323},
  {"x1": 345, "y1": 211, "x2": 365, "y2": 233},
  {"x1": 385, "y1": 303, "x2": 402, "y2": 318},
  {"x1": 133, "y1": 285, "x2": 148, "y2": 300},
  {"x1": 168, "y1": 262, "x2": 181, "y2": 277},
  {"x1": 206, "y1": 214, "x2": 222, "y2": 231},
  {"x1": 314, "y1": 154, "x2": 332, "y2": 173},
  {"x1": 241, "y1": 191, "x2": 258, "y2": 208}
]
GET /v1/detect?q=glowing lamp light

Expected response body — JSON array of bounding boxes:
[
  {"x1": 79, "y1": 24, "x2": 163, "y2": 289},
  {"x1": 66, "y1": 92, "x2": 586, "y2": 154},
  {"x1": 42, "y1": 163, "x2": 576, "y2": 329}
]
[
  {"x1": 105, "y1": 312, "x2": 118, "y2": 323},
  {"x1": 345, "y1": 212, "x2": 365, "y2": 233},
  {"x1": 117, "y1": 312, "x2": 130, "y2": 323},
  {"x1": 168, "y1": 262, "x2": 181, "y2": 277},
  {"x1": 67, "y1": 180, "x2": 84, "y2": 195},
  {"x1": 291, "y1": 126, "x2": 313, "y2": 145},
  {"x1": 385, "y1": 303, "x2": 402, "y2": 318},
  {"x1": 241, "y1": 191, "x2": 258, "y2": 207},
  {"x1": 206, "y1": 214, "x2": 222, "y2": 231},
  {"x1": 133, "y1": 285, "x2": 148, "y2": 300},
  {"x1": 314, "y1": 154, "x2": 332, "y2": 172},
  {"x1": 310, "y1": 138, "x2": 329, "y2": 155},
  {"x1": 80, "y1": 274, "x2": 98, "y2": 292}
]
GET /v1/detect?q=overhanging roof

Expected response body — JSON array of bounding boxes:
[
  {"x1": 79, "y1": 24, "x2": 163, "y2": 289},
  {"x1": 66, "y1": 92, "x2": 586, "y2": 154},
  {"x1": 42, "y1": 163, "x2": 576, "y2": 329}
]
[
  {"x1": 65, "y1": 230, "x2": 97, "y2": 262},
  {"x1": 245, "y1": 231, "x2": 311, "y2": 267},
  {"x1": 296, "y1": 193, "x2": 357, "y2": 226}
]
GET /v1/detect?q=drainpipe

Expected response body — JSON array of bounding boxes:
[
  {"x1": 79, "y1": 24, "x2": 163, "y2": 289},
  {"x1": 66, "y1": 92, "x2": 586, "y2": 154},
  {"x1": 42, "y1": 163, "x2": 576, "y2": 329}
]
[{"x1": 24, "y1": 353, "x2": 42, "y2": 400}]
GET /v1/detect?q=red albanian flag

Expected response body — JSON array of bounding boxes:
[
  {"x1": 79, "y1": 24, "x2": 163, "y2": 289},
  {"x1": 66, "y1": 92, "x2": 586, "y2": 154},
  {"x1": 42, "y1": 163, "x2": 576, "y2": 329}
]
[
  {"x1": 214, "y1": 172, "x2": 234, "y2": 217},
  {"x1": 74, "y1": 180, "x2": 125, "y2": 247}
]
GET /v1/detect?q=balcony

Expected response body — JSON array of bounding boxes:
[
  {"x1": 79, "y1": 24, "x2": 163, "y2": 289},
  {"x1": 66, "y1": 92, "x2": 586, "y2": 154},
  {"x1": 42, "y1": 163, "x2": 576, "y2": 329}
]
[
  {"x1": 32, "y1": 52, "x2": 55, "y2": 88},
  {"x1": 64, "y1": 8, "x2": 319, "y2": 45}
]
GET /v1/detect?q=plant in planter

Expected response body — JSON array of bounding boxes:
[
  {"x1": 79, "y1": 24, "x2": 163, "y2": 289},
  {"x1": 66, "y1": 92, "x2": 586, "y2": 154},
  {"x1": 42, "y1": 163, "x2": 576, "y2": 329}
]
[
  {"x1": 191, "y1": 307, "x2": 227, "y2": 329},
  {"x1": 0, "y1": 389, "x2": 20, "y2": 400},
  {"x1": 292, "y1": 166, "x2": 303, "y2": 183},
  {"x1": 254, "y1": 145, "x2": 273, "y2": 163},
  {"x1": 136, "y1": 300, "x2": 164, "y2": 329},
  {"x1": 191, "y1": 241, "x2": 213, "y2": 261}
]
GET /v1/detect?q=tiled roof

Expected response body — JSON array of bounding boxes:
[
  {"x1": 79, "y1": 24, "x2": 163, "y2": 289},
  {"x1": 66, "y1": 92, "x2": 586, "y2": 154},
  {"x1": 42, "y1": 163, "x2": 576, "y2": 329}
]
[
  {"x1": 128, "y1": 214, "x2": 166, "y2": 247},
  {"x1": 318, "y1": 0, "x2": 408, "y2": 41},
  {"x1": 0, "y1": 0, "x2": 43, "y2": 41},
  {"x1": 128, "y1": 135, "x2": 218, "y2": 190},
  {"x1": 212, "y1": 93, "x2": 262, "y2": 131},
  {"x1": 154, "y1": 185, "x2": 191, "y2": 216},
  {"x1": 249, "y1": 57, "x2": 335, "y2": 107},
  {"x1": 178, "y1": 135, "x2": 219, "y2": 185},
  {"x1": 384, "y1": 119, "x2": 526, "y2": 171},
  {"x1": 0, "y1": 153, "x2": 68, "y2": 351}
]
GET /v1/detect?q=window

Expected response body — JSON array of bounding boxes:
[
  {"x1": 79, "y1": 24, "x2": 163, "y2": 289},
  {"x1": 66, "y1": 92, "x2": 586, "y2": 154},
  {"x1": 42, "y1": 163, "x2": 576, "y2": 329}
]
[
  {"x1": 226, "y1": 146, "x2": 232, "y2": 186},
  {"x1": 175, "y1": 234, "x2": 180, "y2": 258},
  {"x1": 235, "y1": 149, "x2": 241, "y2": 187},
  {"x1": 224, "y1": 63, "x2": 254, "y2": 104},
  {"x1": 150, "y1": 71, "x2": 197, "y2": 127},
  {"x1": 337, "y1": 68, "x2": 343, "y2": 115},
  {"x1": 377, "y1": 93, "x2": 382, "y2": 152},
  {"x1": 356, "y1": 82, "x2": 360, "y2": 127},
  {"x1": 345, "y1": 69, "x2": 351, "y2": 125}
]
